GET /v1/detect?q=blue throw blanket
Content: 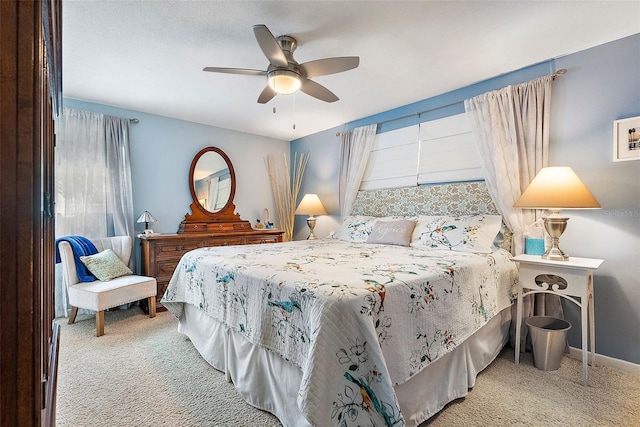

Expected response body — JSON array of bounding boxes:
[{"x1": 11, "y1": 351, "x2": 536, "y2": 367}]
[{"x1": 55, "y1": 236, "x2": 99, "y2": 282}]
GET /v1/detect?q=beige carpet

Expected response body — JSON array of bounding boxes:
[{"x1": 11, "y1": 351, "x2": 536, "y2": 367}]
[{"x1": 56, "y1": 308, "x2": 640, "y2": 427}]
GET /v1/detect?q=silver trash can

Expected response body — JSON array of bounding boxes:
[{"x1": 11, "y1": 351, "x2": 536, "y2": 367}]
[{"x1": 525, "y1": 316, "x2": 571, "y2": 371}]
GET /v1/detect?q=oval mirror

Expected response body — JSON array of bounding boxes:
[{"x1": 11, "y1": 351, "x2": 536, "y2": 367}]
[
  {"x1": 190, "y1": 147, "x2": 235, "y2": 214},
  {"x1": 179, "y1": 147, "x2": 251, "y2": 233}
]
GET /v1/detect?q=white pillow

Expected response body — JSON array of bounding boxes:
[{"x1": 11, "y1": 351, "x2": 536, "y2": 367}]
[{"x1": 411, "y1": 215, "x2": 503, "y2": 254}]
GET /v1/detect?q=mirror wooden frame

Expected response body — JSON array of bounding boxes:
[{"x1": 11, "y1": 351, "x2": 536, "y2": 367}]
[{"x1": 178, "y1": 147, "x2": 251, "y2": 233}]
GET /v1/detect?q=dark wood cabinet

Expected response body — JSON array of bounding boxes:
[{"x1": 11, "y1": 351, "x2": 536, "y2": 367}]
[
  {"x1": 0, "y1": 1, "x2": 61, "y2": 425},
  {"x1": 140, "y1": 230, "x2": 284, "y2": 310}
]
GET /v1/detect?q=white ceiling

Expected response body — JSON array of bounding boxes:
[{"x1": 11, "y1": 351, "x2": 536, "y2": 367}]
[{"x1": 62, "y1": 1, "x2": 639, "y2": 141}]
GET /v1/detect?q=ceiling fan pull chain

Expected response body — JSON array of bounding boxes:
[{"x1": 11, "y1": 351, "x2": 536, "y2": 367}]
[{"x1": 292, "y1": 93, "x2": 296, "y2": 130}]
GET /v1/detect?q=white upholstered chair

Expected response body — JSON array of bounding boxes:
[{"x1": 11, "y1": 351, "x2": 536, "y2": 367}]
[{"x1": 58, "y1": 236, "x2": 156, "y2": 337}]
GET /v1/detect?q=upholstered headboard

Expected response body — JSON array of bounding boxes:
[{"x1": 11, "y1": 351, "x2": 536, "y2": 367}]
[{"x1": 350, "y1": 181, "x2": 499, "y2": 217}]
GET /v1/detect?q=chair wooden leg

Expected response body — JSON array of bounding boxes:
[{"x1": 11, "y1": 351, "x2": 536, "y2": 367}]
[
  {"x1": 148, "y1": 296, "x2": 156, "y2": 318},
  {"x1": 96, "y1": 311, "x2": 105, "y2": 337},
  {"x1": 68, "y1": 306, "x2": 78, "y2": 324}
]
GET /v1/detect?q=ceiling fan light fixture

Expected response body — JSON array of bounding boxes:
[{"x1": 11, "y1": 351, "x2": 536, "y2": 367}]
[{"x1": 268, "y1": 70, "x2": 301, "y2": 95}]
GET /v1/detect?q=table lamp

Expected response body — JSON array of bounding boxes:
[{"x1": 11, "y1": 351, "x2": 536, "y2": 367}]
[
  {"x1": 514, "y1": 167, "x2": 600, "y2": 261},
  {"x1": 136, "y1": 210, "x2": 157, "y2": 234},
  {"x1": 295, "y1": 194, "x2": 327, "y2": 240}
]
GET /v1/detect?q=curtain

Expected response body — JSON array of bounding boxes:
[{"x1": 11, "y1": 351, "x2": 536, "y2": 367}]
[
  {"x1": 54, "y1": 108, "x2": 134, "y2": 317},
  {"x1": 464, "y1": 74, "x2": 563, "y2": 350},
  {"x1": 338, "y1": 124, "x2": 377, "y2": 218}
]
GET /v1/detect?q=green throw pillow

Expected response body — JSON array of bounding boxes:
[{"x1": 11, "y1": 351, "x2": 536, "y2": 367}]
[{"x1": 80, "y1": 249, "x2": 132, "y2": 281}]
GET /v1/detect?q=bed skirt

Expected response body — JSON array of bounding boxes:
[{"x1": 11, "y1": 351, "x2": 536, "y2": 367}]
[{"x1": 178, "y1": 303, "x2": 512, "y2": 427}]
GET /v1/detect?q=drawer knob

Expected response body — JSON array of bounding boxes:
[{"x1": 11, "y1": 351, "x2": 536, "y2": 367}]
[{"x1": 177, "y1": 245, "x2": 184, "y2": 251}]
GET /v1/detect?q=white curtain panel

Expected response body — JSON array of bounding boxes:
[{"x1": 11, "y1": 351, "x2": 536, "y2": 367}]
[
  {"x1": 104, "y1": 116, "x2": 135, "y2": 238},
  {"x1": 54, "y1": 108, "x2": 134, "y2": 317},
  {"x1": 55, "y1": 109, "x2": 108, "y2": 238},
  {"x1": 465, "y1": 74, "x2": 561, "y2": 350},
  {"x1": 338, "y1": 124, "x2": 378, "y2": 219},
  {"x1": 464, "y1": 75, "x2": 552, "y2": 255}
]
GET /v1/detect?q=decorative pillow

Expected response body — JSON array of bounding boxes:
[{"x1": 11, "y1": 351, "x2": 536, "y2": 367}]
[
  {"x1": 492, "y1": 222, "x2": 513, "y2": 253},
  {"x1": 366, "y1": 219, "x2": 417, "y2": 246},
  {"x1": 80, "y1": 249, "x2": 132, "y2": 281},
  {"x1": 411, "y1": 215, "x2": 503, "y2": 254},
  {"x1": 335, "y1": 215, "x2": 377, "y2": 242}
]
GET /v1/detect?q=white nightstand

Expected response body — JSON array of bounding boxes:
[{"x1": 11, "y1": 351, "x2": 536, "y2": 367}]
[{"x1": 512, "y1": 254, "x2": 604, "y2": 386}]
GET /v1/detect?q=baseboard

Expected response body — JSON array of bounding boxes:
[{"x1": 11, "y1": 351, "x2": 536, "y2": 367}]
[{"x1": 568, "y1": 346, "x2": 640, "y2": 374}]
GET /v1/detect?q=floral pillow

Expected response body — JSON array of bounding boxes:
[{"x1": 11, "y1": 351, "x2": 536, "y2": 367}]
[
  {"x1": 411, "y1": 215, "x2": 503, "y2": 254},
  {"x1": 335, "y1": 216, "x2": 377, "y2": 242},
  {"x1": 80, "y1": 249, "x2": 133, "y2": 281},
  {"x1": 366, "y1": 219, "x2": 417, "y2": 246}
]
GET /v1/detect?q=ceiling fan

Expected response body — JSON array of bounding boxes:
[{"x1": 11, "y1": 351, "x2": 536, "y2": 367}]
[{"x1": 203, "y1": 24, "x2": 359, "y2": 104}]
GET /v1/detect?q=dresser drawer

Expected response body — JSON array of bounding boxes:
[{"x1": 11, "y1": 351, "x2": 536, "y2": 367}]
[
  {"x1": 155, "y1": 259, "x2": 181, "y2": 282},
  {"x1": 206, "y1": 237, "x2": 245, "y2": 247},
  {"x1": 155, "y1": 240, "x2": 204, "y2": 259},
  {"x1": 140, "y1": 230, "x2": 283, "y2": 314},
  {"x1": 245, "y1": 235, "x2": 281, "y2": 244}
]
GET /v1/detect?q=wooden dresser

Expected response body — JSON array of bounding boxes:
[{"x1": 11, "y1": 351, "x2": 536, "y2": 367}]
[{"x1": 139, "y1": 229, "x2": 284, "y2": 311}]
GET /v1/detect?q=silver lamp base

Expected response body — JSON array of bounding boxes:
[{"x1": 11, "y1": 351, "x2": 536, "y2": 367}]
[
  {"x1": 542, "y1": 213, "x2": 569, "y2": 261},
  {"x1": 306, "y1": 216, "x2": 318, "y2": 240}
]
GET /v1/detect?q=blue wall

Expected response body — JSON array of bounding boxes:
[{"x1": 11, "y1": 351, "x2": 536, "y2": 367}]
[
  {"x1": 291, "y1": 34, "x2": 640, "y2": 365},
  {"x1": 61, "y1": 98, "x2": 289, "y2": 268}
]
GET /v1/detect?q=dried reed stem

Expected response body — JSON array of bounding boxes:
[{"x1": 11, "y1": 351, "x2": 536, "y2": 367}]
[{"x1": 265, "y1": 152, "x2": 309, "y2": 241}]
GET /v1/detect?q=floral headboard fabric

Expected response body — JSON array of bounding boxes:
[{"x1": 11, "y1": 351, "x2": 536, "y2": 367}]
[{"x1": 350, "y1": 181, "x2": 499, "y2": 217}]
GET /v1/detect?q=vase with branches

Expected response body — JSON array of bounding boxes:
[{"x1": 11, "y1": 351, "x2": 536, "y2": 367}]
[{"x1": 265, "y1": 152, "x2": 309, "y2": 242}]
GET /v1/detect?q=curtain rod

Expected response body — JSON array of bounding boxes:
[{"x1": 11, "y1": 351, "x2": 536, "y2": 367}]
[
  {"x1": 336, "y1": 68, "x2": 567, "y2": 137},
  {"x1": 129, "y1": 118, "x2": 139, "y2": 124}
]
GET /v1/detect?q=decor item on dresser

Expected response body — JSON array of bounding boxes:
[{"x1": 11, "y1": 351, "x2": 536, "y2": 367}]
[
  {"x1": 140, "y1": 146, "x2": 284, "y2": 312},
  {"x1": 265, "y1": 151, "x2": 309, "y2": 241},
  {"x1": 161, "y1": 181, "x2": 519, "y2": 426},
  {"x1": 179, "y1": 146, "x2": 253, "y2": 233},
  {"x1": 136, "y1": 210, "x2": 157, "y2": 234},
  {"x1": 57, "y1": 236, "x2": 156, "y2": 337},
  {"x1": 295, "y1": 193, "x2": 327, "y2": 239},
  {"x1": 613, "y1": 115, "x2": 640, "y2": 161},
  {"x1": 514, "y1": 166, "x2": 601, "y2": 261}
]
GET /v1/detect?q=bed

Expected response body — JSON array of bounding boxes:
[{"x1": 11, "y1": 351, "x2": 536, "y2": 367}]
[{"x1": 162, "y1": 182, "x2": 518, "y2": 426}]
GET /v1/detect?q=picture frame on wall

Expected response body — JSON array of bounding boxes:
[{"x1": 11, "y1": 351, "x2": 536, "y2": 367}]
[{"x1": 613, "y1": 116, "x2": 640, "y2": 162}]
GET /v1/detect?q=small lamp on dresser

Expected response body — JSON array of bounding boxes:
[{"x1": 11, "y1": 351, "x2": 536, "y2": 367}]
[
  {"x1": 137, "y1": 210, "x2": 157, "y2": 234},
  {"x1": 295, "y1": 194, "x2": 327, "y2": 240},
  {"x1": 514, "y1": 166, "x2": 601, "y2": 261}
]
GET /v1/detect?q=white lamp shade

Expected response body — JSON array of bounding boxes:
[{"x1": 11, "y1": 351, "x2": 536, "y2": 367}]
[
  {"x1": 514, "y1": 167, "x2": 601, "y2": 210},
  {"x1": 295, "y1": 194, "x2": 327, "y2": 216},
  {"x1": 136, "y1": 210, "x2": 157, "y2": 223}
]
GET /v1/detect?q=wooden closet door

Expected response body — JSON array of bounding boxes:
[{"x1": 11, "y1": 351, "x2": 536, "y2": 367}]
[{"x1": 0, "y1": 1, "x2": 61, "y2": 425}]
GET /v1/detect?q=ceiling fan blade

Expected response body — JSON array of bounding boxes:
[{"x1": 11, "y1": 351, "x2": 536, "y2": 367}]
[
  {"x1": 252, "y1": 24, "x2": 288, "y2": 67},
  {"x1": 257, "y1": 85, "x2": 276, "y2": 104},
  {"x1": 300, "y1": 78, "x2": 339, "y2": 103},
  {"x1": 203, "y1": 67, "x2": 266, "y2": 76},
  {"x1": 299, "y1": 56, "x2": 360, "y2": 78}
]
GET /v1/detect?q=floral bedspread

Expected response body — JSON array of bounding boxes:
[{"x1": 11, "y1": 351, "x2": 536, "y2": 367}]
[{"x1": 162, "y1": 239, "x2": 517, "y2": 426}]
